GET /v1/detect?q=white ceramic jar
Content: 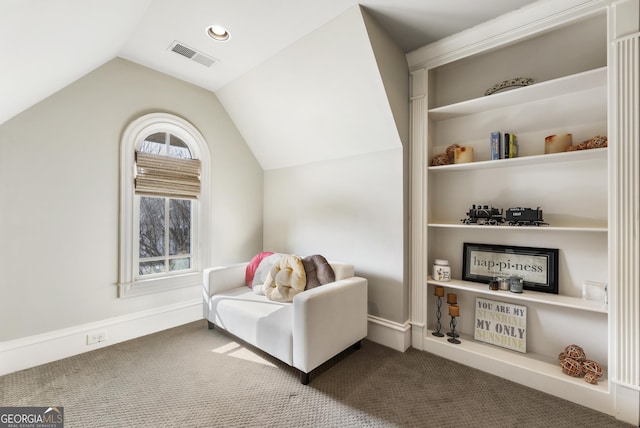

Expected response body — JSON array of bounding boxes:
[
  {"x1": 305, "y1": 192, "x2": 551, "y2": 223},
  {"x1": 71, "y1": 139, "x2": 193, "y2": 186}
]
[{"x1": 433, "y1": 259, "x2": 451, "y2": 281}]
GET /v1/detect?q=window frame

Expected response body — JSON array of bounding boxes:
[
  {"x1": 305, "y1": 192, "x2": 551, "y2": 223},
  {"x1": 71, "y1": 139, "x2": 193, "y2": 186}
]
[
  {"x1": 119, "y1": 113, "x2": 210, "y2": 298},
  {"x1": 136, "y1": 196, "x2": 193, "y2": 278}
]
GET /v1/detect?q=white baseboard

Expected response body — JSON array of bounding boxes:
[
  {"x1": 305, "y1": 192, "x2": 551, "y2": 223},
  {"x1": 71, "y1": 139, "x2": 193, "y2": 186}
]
[
  {"x1": 410, "y1": 322, "x2": 426, "y2": 351},
  {"x1": 0, "y1": 299, "x2": 202, "y2": 376},
  {"x1": 2, "y1": 307, "x2": 412, "y2": 375},
  {"x1": 613, "y1": 382, "x2": 640, "y2": 426},
  {"x1": 366, "y1": 315, "x2": 411, "y2": 352}
]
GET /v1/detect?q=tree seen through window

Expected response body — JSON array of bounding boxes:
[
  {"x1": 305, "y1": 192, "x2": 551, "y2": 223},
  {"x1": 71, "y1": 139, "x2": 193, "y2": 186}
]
[{"x1": 137, "y1": 132, "x2": 193, "y2": 276}]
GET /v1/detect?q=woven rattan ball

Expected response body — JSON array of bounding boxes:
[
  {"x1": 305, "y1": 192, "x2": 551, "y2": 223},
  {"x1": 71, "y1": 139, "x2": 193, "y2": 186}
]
[
  {"x1": 445, "y1": 144, "x2": 460, "y2": 162},
  {"x1": 586, "y1": 135, "x2": 608, "y2": 149},
  {"x1": 560, "y1": 357, "x2": 583, "y2": 377},
  {"x1": 431, "y1": 153, "x2": 450, "y2": 166},
  {"x1": 584, "y1": 372, "x2": 599, "y2": 384},
  {"x1": 582, "y1": 360, "x2": 603, "y2": 379},
  {"x1": 567, "y1": 135, "x2": 608, "y2": 151},
  {"x1": 563, "y1": 344, "x2": 586, "y2": 361},
  {"x1": 558, "y1": 351, "x2": 567, "y2": 360}
]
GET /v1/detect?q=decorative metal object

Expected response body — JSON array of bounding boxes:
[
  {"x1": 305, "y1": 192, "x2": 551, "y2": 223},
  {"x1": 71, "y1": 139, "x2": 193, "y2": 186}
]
[
  {"x1": 448, "y1": 315, "x2": 461, "y2": 344},
  {"x1": 432, "y1": 287, "x2": 445, "y2": 337},
  {"x1": 509, "y1": 275, "x2": 524, "y2": 293},
  {"x1": 432, "y1": 296, "x2": 445, "y2": 337},
  {"x1": 484, "y1": 77, "x2": 534, "y2": 96},
  {"x1": 447, "y1": 303, "x2": 460, "y2": 342}
]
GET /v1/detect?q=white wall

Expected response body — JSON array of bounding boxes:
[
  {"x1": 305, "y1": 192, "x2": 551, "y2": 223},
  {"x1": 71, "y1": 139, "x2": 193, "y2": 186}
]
[
  {"x1": 361, "y1": 7, "x2": 409, "y2": 146},
  {"x1": 219, "y1": 5, "x2": 410, "y2": 327},
  {"x1": 216, "y1": 6, "x2": 402, "y2": 171},
  {"x1": 0, "y1": 58, "x2": 263, "y2": 341},
  {"x1": 361, "y1": 6, "x2": 410, "y2": 324},
  {"x1": 263, "y1": 148, "x2": 405, "y2": 323}
]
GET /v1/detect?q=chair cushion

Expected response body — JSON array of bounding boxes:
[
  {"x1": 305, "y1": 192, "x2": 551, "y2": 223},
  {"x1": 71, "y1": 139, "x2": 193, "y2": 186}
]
[
  {"x1": 263, "y1": 254, "x2": 306, "y2": 302},
  {"x1": 302, "y1": 254, "x2": 335, "y2": 289},
  {"x1": 251, "y1": 253, "x2": 283, "y2": 288},
  {"x1": 209, "y1": 287, "x2": 293, "y2": 364},
  {"x1": 245, "y1": 251, "x2": 273, "y2": 287}
]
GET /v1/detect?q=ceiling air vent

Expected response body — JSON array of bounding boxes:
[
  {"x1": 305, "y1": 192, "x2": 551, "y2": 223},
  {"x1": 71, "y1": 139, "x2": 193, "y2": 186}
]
[{"x1": 168, "y1": 41, "x2": 218, "y2": 67}]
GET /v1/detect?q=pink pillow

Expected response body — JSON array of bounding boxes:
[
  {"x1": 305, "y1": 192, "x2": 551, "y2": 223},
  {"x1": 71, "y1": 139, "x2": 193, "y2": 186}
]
[{"x1": 245, "y1": 252, "x2": 273, "y2": 287}]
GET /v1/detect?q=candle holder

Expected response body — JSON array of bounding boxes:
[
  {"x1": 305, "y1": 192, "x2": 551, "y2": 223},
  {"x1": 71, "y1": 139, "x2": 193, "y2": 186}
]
[
  {"x1": 446, "y1": 293, "x2": 457, "y2": 305},
  {"x1": 432, "y1": 295, "x2": 445, "y2": 337},
  {"x1": 448, "y1": 315, "x2": 461, "y2": 344},
  {"x1": 447, "y1": 303, "x2": 460, "y2": 339}
]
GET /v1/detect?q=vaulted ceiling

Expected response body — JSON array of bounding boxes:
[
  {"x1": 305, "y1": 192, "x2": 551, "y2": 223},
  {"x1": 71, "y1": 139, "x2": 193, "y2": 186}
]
[{"x1": 2, "y1": 0, "x2": 538, "y2": 168}]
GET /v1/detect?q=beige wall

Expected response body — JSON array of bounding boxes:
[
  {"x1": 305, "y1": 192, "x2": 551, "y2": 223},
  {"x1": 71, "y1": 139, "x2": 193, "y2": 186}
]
[
  {"x1": 362, "y1": 5, "x2": 410, "y2": 324},
  {"x1": 263, "y1": 148, "x2": 405, "y2": 323},
  {"x1": 216, "y1": 6, "x2": 403, "y2": 171},
  {"x1": 224, "y1": 5, "x2": 410, "y2": 325},
  {"x1": 0, "y1": 58, "x2": 263, "y2": 341}
]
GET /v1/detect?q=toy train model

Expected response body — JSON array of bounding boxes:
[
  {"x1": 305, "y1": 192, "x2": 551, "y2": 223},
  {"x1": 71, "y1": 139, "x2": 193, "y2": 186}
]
[
  {"x1": 461, "y1": 205, "x2": 505, "y2": 225},
  {"x1": 462, "y1": 205, "x2": 548, "y2": 226}
]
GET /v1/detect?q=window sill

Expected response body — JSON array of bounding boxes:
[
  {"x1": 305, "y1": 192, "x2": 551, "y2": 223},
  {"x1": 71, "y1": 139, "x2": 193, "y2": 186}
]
[{"x1": 118, "y1": 271, "x2": 202, "y2": 298}]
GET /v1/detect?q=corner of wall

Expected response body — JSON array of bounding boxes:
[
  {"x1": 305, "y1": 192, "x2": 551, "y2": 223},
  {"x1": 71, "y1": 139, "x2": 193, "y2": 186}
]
[
  {"x1": 367, "y1": 315, "x2": 411, "y2": 352},
  {"x1": 359, "y1": 6, "x2": 410, "y2": 146}
]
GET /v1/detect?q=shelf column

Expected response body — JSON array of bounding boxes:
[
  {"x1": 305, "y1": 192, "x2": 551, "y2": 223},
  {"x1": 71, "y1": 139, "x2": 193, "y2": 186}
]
[
  {"x1": 409, "y1": 68, "x2": 428, "y2": 349},
  {"x1": 610, "y1": 0, "x2": 640, "y2": 424}
]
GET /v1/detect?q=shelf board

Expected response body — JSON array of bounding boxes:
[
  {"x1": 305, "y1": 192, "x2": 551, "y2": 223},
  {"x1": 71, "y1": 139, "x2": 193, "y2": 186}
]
[
  {"x1": 428, "y1": 147, "x2": 607, "y2": 172},
  {"x1": 427, "y1": 278, "x2": 608, "y2": 313},
  {"x1": 428, "y1": 67, "x2": 607, "y2": 120},
  {"x1": 427, "y1": 222, "x2": 608, "y2": 233},
  {"x1": 423, "y1": 329, "x2": 609, "y2": 398}
]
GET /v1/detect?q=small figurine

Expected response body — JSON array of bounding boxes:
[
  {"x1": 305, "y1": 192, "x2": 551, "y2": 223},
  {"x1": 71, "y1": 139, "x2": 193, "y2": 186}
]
[
  {"x1": 461, "y1": 204, "x2": 504, "y2": 225},
  {"x1": 506, "y1": 207, "x2": 547, "y2": 226}
]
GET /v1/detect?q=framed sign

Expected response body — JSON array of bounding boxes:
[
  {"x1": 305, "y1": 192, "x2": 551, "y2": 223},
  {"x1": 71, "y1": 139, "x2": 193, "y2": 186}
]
[
  {"x1": 463, "y1": 243, "x2": 559, "y2": 294},
  {"x1": 475, "y1": 298, "x2": 527, "y2": 353}
]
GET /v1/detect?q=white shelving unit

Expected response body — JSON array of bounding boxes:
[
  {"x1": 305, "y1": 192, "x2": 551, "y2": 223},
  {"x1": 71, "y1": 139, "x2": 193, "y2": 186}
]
[
  {"x1": 427, "y1": 223, "x2": 607, "y2": 233},
  {"x1": 428, "y1": 67, "x2": 607, "y2": 120},
  {"x1": 427, "y1": 146, "x2": 607, "y2": 172},
  {"x1": 408, "y1": 5, "x2": 620, "y2": 415},
  {"x1": 421, "y1": 328, "x2": 610, "y2": 405},
  {"x1": 427, "y1": 278, "x2": 608, "y2": 313}
]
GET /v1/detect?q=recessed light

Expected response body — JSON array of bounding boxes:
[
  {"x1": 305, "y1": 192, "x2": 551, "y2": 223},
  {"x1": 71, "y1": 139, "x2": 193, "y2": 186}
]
[{"x1": 207, "y1": 25, "x2": 230, "y2": 42}]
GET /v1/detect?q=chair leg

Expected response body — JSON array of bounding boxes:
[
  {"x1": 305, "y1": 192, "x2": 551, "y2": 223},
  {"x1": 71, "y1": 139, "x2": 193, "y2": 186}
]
[
  {"x1": 207, "y1": 321, "x2": 215, "y2": 330},
  {"x1": 300, "y1": 372, "x2": 310, "y2": 385}
]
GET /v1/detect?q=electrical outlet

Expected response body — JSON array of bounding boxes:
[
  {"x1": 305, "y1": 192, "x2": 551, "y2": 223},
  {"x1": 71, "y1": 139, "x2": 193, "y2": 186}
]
[{"x1": 86, "y1": 331, "x2": 107, "y2": 345}]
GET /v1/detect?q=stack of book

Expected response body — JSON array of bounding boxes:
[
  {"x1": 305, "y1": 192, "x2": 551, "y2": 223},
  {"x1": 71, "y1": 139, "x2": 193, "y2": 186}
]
[{"x1": 490, "y1": 132, "x2": 518, "y2": 160}]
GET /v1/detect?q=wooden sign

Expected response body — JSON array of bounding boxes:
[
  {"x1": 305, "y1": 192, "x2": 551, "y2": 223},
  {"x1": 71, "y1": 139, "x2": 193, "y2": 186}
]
[
  {"x1": 462, "y1": 243, "x2": 559, "y2": 294},
  {"x1": 474, "y1": 298, "x2": 527, "y2": 353}
]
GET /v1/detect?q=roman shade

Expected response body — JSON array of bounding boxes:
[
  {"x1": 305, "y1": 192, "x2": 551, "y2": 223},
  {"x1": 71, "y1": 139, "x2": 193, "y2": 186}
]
[{"x1": 135, "y1": 151, "x2": 201, "y2": 199}]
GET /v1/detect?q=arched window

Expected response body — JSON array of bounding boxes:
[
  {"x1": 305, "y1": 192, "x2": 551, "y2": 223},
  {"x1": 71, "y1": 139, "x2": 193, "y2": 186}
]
[{"x1": 119, "y1": 113, "x2": 210, "y2": 298}]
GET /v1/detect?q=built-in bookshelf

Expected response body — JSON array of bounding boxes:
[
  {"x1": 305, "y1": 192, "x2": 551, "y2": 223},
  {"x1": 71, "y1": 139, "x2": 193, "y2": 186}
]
[
  {"x1": 408, "y1": 4, "x2": 618, "y2": 415},
  {"x1": 427, "y1": 146, "x2": 607, "y2": 171},
  {"x1": 427, "y1": 278, "x2": 608, "y2": 313},
  {"x1": 427, "y1": 67, "x2": 606, "y2": 121}
]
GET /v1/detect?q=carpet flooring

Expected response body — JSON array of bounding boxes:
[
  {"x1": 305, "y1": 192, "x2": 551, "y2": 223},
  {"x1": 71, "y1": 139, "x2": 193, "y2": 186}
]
[{"x1": 0, "y1": 320, "x2": 633, "y2": 427}]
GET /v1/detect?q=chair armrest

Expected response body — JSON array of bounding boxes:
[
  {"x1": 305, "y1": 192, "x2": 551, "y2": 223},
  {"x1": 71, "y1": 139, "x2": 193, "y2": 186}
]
[
  {"x1": 328, "y1": 262, "x2": 355, "y2": 280},
  {"x1": 203, "y1": 263, "x2": 248, "y2": 297},
  {"x1": 292, "y1": 276, "x2": 368, "y2": 373}
]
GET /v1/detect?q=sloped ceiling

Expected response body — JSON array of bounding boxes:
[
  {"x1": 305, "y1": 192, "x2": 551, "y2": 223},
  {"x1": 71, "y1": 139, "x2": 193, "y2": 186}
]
[
  {"x1": 0, "y1": 0, "x2": 153, "y2": 125},
  {"x1": 1, "y1": 0, "x2": 539, "y2": 168},
  {"x1": 115, "y1": 0, "x2": 538, "y2": 95},
  {"x1": 216, "y1": 6, "x2": 404, "y2": 170}
]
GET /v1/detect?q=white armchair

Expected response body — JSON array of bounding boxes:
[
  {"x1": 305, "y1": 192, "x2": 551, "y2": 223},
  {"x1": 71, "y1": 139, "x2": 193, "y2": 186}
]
[{"x1": 203, "y1": 261, "x2": 368, "y2": 384}]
